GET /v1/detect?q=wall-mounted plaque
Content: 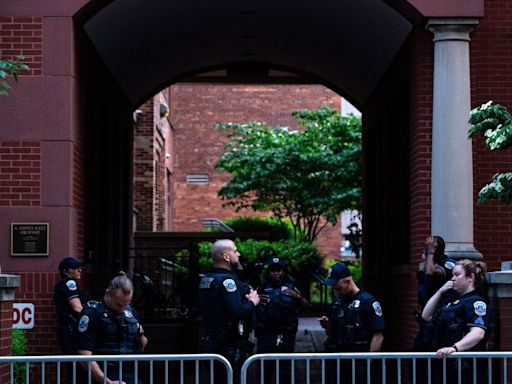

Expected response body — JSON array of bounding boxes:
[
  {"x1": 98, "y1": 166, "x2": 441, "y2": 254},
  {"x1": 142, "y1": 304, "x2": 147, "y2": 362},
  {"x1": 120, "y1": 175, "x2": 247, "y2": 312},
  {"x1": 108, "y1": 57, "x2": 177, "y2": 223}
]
[{"x1": 11, "y1": 223, "x2": 49, "y2": 256}]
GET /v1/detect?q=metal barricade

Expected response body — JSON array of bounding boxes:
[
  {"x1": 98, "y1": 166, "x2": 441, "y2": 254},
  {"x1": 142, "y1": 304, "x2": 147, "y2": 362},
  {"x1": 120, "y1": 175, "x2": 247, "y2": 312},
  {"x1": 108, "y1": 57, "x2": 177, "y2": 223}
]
[
  {"x1": 240, "y1": 351, "x2": 512, "y2": 384},
  {"x1": 0, "y1": 354, "x2": 233, "y2": 384}
]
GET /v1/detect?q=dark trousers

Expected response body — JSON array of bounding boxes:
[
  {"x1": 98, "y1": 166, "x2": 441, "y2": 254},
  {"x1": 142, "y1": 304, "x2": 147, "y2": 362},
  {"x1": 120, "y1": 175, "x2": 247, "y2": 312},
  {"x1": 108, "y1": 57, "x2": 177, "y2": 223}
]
[
  {"x1": 256, "y1": 331, "x2": 296, "y2": 384},
  {"x1": 101, "y1": 363, "x2": 143, "y2": 384},
  {"x1": 431, "y1": 357, "x2": 487, "y2": 384},
  {"x1": 200, "y1": 336, "x2": 253, "y2": 384},
  {"x1": 325, "y1": 358, "x2": 369, "y2": 384}
]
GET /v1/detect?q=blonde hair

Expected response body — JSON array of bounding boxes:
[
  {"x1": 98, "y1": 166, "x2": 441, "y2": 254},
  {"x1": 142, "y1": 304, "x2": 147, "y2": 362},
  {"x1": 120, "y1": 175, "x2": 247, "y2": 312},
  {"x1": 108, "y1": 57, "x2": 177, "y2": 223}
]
[
  {"x1": 457, "y1": 259, "x2": 487, "y2": 292},
  {"x1": 107, "y1": 271, "x2": 133, "y2": 295}
]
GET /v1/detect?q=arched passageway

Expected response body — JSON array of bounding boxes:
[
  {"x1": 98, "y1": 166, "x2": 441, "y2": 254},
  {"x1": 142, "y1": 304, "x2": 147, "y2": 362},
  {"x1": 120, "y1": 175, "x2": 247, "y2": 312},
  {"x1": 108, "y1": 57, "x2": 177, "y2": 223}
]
[
  {"x1": 5, "y1": 0, "x2": 506, "y2": 356},
  {"x1": 73, "y1": 0, "x2": 421, "y2": 286}
]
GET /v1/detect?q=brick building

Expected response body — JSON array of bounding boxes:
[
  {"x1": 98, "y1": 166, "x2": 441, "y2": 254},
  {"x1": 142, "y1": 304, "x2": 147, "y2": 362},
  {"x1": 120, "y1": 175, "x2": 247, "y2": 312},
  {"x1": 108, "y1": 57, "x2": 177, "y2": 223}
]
[
  {"x1": 2, "y1": 0, "x2": 512, "y2": 357},
  {"x1": 133, "y1": 82, "x2": 346, "y2": 258}
]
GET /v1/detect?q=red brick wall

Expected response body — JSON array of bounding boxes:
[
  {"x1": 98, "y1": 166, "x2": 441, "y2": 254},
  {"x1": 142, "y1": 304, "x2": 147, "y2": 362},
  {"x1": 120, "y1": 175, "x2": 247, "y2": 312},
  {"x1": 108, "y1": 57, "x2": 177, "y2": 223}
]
[
  {"x1": 0, "y1": 16, "x2": 42, "y2": 76},
  {"x1": 0, "y1": 300, "x2": 13, "y2": 381},
  {"x1": 394, "y1": 28, "x2": 435, "y2": 351},
  {"x1": 12, "y1": 272, "x2": 61, "y2": 355},
  {"x1": 0, "y1": 141, "x2": 41, "y2": 206},
  {"x1": 169, "y1": 83, "x2": 343, "y2": 256},
  {"x1": 471, "y1": 0, "x2": 512, "y2": 270},
  {"x1": 133, "y1": 94, "x2": 173, "y2": 232},
  {"x1": 133, "y1": 99, "x2": 155, "y2": 231}
]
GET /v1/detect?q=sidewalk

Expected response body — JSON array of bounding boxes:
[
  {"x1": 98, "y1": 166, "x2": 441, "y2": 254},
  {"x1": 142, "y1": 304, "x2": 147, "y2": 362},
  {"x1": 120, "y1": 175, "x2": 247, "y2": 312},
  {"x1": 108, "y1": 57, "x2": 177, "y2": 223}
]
[{"x1": 295, "y1": 316, "x2": 326, "y2": 353}]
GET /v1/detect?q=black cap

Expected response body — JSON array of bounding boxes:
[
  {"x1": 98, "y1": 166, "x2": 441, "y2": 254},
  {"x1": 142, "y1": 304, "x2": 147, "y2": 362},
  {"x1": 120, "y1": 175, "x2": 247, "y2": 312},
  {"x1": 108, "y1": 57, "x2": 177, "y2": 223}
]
[
  {"x1": 324, "y1": 262, "x2": 351, "y2": 285},
  {"x1": 58, "y1": 257, "x2": 83, "y2": 272},
  {"x1": 267, "y1": 257, "x2": 284, "y2": 269}
]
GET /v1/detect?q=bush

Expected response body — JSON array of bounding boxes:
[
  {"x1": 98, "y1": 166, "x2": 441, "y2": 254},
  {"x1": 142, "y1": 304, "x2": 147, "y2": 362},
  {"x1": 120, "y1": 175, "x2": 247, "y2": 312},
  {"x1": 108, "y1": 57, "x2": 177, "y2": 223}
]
[
  {"x1": 198, "y1": 238, "x2": 323, "y2": 294},
  {"x1": 223, "y1": 216, "x2": 295, "y2": 241},
  {"x1": 12, "y1": 329, "x2": 28, "y2": 384},
  {"x1": 324, "y1": 259, "x2": 362, "y2": 284}
]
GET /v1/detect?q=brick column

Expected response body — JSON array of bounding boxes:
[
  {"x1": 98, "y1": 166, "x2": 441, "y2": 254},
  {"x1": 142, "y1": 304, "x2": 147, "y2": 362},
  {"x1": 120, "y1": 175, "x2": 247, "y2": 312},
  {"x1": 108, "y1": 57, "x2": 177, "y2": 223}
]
[
  {"x1": 488, "y1": 267, "x2": 512, "y2": 382},
  {"x1": 0, "y1": 274, "x2": 21, "y2": 382}
]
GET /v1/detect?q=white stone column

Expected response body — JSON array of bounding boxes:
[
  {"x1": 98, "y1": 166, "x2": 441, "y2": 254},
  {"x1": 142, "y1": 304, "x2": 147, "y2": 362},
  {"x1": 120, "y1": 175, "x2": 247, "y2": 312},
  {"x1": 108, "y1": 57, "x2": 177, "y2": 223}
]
[{"x1": 427, "y1": 18, "x2": 481, "y2": 260}]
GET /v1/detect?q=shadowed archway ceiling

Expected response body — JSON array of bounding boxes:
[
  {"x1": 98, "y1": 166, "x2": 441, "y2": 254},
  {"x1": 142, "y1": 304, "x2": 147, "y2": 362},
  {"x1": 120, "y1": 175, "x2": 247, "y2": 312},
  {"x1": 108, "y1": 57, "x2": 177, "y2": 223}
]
[{"x1": 82, "y1": 0, "x2": 421, "y2": 108}]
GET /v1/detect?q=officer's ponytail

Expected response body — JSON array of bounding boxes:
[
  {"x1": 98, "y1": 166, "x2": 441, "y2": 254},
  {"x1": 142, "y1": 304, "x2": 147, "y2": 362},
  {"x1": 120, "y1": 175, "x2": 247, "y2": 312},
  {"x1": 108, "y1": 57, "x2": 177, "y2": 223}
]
[
  {"x1": 458, "y1": 259, "x2": 488, "y2": 295},
  {"x1": 107, "y1": 271, "x2": 134, "y2": 295}
]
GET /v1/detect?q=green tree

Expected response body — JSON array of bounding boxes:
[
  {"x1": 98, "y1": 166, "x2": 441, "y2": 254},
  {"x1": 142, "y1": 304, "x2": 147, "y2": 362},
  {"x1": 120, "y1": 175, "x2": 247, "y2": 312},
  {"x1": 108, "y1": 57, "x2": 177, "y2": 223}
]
[
  {"x1": 469, "y1": 101, "x2": 512, "y2": 204},
  {"x1": 215, "y1": 107, "x2": 362, "y2": 242},
  {"x1": 0, "y1": 57, "x2": 29, "y2": 96}
]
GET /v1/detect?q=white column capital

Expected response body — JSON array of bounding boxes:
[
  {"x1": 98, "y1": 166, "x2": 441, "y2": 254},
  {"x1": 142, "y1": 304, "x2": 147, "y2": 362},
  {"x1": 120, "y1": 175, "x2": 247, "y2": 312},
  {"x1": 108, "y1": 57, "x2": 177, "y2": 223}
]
[{"x1": 426, "y1": 18, "x2": 479, "y2": 42}]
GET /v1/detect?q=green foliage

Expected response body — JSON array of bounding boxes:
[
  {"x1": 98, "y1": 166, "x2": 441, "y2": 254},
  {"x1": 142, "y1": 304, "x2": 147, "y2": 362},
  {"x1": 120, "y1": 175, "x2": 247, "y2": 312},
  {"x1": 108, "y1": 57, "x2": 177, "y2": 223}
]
[
  {"x1": 0, "y1": 57, "x2": 29, "y2": 96},
  {"x1": 12, "y1": 329, "x2": 28, "y2": 384},
  {"x1": 469, "y1": 101, "x2": 512, "y2": 204},
  {"x1": 223, "y1": 216, "x2": 295, "y2": 240},
  {"x1": 477, "y1": 172, "x2": 512, "y2": 204},
  {"x1": 215, "y1": 107, "x2": 362, "y2": 242},
  {"x1": 324, "y1": 259, "x2": 362, "y2": 285},
  {"x1": 198, "y1": 238, "x2": 323, "y2": 289}
]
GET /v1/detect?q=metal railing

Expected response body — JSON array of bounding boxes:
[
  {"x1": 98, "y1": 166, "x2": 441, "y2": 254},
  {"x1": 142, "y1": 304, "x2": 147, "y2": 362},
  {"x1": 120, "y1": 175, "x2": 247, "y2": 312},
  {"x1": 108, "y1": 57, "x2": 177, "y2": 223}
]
[
  {"x1": 0, "y1": 354, "x2": 232, "y2": 384},
  {"x1": 2, "y1": 351, "x2": 512, "y2": 384},
  {"x1": 241, "y1": 351, "x2": 512, "y2": 384}
]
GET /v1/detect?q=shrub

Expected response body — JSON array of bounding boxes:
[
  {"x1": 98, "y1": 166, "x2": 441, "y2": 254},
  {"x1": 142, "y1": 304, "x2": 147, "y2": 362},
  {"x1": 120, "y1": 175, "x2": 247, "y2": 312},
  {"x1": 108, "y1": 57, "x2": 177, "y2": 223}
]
[
  {"x1": 324, "y1": 259, "x2": 362, "y2": 284},
  {"x1": 12, "y1": 329, "x2": 28, "y2": 384},
  {"x1": 198, "y1": 238, "x2": 323, "y2": 294},
  {"x1": 223, "y1": 216, "x2": 295, "y2": 241}
]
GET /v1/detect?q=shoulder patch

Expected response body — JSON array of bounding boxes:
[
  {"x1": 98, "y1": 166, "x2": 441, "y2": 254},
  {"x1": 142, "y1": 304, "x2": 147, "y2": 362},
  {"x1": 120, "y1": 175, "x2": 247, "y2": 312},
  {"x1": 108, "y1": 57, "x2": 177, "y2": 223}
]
[
  {"x1": 223, "y1": 279, "x2": 237, "y2": 292},
  {"x1": 124, "y1": 309, "x2": 133, "y2": 318},
  {"x1": 444, "y1": 260, "x2": 455, "y2": 270},
  {"x1": 78, "y1": 315, "x2": 89, "y2": 333},
  {"x1": 474, "y1": 301, "x2": 487, "y2": 316},
  {"x1": 199, "y1": 277, "x2": 214, "y2": 289},
  {"x1": 372, "y1": 301, "x2": 383, "y2": 317},
  {"x1": 66, "y1": 280, "x2": 77, "y2": 290},
  {"x1": 474, "y1": 316, "x2": 485, "y2": 326},
  {"x1": 86, "y1": 300, "x2": 99, "y2": 308}
]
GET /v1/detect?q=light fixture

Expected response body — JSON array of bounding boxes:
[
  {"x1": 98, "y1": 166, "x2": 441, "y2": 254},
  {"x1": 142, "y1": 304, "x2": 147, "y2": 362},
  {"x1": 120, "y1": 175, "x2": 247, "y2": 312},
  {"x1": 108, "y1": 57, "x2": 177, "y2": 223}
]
[{"x1": 160, "y1": 103, "x2": 169, "y2": 118}]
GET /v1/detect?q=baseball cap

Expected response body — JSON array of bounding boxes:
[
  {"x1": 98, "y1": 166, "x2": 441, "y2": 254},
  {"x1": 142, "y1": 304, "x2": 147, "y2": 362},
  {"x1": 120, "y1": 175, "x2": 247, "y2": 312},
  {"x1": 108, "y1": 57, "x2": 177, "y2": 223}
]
[
  {"x1": 267, "y1": 257, "x2": 284, "y2": 269},
  {"x1": 324, "y1": 262, "x2": 351, "y2": 285},
  {"x1": 58, "y1": 257, "x2": 83, "y2": 272}
]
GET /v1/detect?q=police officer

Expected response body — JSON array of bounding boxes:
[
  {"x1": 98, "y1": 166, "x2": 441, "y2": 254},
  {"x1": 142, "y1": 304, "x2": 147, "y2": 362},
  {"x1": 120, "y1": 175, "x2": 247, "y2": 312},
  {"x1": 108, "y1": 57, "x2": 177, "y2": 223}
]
[
  {"x1": 77, "y1": 273, "x2": 148, "y2": 384},
  {"x1": 319, "y1": 262, "x2": 385, "y2": 384},
  {"x1": 198, "y1": 239, "x2": 260, "y2": 384},
  {"x1": 414, "y1": 236, "x2": 455, "y2": 351},
  {"x1": 53, "y1": 257, "x2": 90, "y2": 354},
  {"x1": 422, "y1": 259, "x2": 490, "y2": 382},
  {"x1": 255, "y1": 257, "x2": 309, "y2": 384}
]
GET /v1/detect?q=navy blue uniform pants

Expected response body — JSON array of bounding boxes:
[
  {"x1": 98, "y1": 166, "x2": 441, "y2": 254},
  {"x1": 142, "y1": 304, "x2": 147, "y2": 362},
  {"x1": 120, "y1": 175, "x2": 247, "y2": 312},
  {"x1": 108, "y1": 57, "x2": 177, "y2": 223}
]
[{"x1": 256, "y1": 331, "x2": 296, "y2": 384}]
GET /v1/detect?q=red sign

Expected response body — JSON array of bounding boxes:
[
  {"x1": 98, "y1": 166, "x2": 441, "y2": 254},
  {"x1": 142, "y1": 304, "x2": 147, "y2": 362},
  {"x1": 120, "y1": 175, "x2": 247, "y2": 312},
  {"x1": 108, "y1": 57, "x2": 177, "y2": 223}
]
[{"x1": 12, "y1": 303, "x2": 35, "y2": 329}]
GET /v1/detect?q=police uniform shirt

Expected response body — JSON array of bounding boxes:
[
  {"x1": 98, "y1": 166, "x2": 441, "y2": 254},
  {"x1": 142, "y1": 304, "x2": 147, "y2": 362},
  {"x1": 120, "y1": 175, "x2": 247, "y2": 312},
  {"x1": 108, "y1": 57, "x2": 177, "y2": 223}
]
[
  {"x1": 256, "y1": 281, "x2": 300, "y2": 333},
  {"x1": 437, "y1": 290, "x2": 490, "y2": 350},
  {"x1": 53, "y1": 277, "x2": 89, "y2": 325},
  {"x1": 417, "y1": 256, "x2": 456, "y2": 308},
  {"x1": 77, "y1": 302, "x2": 143, "y2": 354},
  {"x1": 328, "y1": 290, "x2": 385, "y2": 348},
  {"x1": 198, "y1": 268, "x2": 255, "y2": 337}
]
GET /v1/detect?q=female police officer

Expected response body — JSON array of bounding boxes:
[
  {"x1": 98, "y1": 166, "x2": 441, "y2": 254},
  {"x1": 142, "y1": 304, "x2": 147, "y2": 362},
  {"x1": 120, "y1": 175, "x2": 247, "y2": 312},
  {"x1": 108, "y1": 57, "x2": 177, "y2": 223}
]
[
  {"x1": 53, "y1": 256, "x2": 90, "y2": 354},
  {"x1": 422, "y1": 259, "x2": 490, "y2": 382}
]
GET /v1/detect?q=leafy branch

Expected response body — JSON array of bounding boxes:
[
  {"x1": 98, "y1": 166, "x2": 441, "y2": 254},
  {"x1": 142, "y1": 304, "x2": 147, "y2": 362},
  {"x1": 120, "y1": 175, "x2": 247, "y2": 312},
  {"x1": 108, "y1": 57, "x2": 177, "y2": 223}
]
[
  {"x1": 469, "y1": 101, "x2": 512, "y2": 204},
  {"x1": 0, "y1": 56, "x2": 29, "y2": 96}
]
